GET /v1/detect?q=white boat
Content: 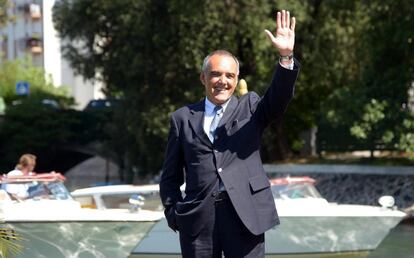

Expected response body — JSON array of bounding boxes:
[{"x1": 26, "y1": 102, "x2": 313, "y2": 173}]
[
  {"x1": 128, "y1": 176, "x2": 406, "y2": 258},
  {"x1": 0, "y1": 173, "x2": 163, "y2": 258},
  {"x1": 71, "y1": 183, "x2": 163, "y2": 211}
]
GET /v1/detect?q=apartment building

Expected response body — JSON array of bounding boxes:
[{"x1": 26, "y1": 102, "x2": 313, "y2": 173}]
[{"x1": 0, "y1": 0, "x2": 103, "y2": 109}]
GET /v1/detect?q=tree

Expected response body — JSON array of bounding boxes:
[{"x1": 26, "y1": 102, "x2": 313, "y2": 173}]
[
  {"x1": 0, "y1": 57, "x2": 84, "y2": 171},
  {"x1": 0, "y1": 0, "x2": 10, "y2": 28},
  {"x1": 0, "y1": 227, "x2": 22, "y2": 258},
  {"x1": 53, "y1": 0, "x2": 283, "y2": 180},
  {"x1": 261, "y1": 0, "x2": 364, "y2": 158},
  {"x1": 0, "y1": 57, "x2": 72, "y2": 106},
  {"x1": 54, "y1": 0, "x2": 414, "y2": 179},
  {"x1": 321, "y1": 0, "x2": 414, "y2": 157},
  {"x1": 53, "y1": 0, "x2": 373, "y2": 179}
]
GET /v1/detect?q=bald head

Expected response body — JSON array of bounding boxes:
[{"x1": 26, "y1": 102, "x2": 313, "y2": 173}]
[{"x1": 201, "y1": 50, "x2": 240, "y2": 75}]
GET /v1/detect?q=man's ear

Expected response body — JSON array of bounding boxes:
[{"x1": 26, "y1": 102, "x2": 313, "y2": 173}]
[{"x1": 200, "y1": 72, "x2": 206, "y2": 85}]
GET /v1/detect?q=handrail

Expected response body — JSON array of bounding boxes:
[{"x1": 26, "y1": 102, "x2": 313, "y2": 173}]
[{"x1": 0, "y1": 172, "x2": 65, "y2": 183}]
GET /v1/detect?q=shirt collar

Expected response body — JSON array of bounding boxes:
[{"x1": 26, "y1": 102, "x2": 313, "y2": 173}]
[{"x1": 205, "y1": 97, "x2": 230, "y2": 115}]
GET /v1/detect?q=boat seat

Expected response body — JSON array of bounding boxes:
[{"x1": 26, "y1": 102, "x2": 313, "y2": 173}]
[{"x1": 0, "y1": 189, "x2": 12, "y2": 201}]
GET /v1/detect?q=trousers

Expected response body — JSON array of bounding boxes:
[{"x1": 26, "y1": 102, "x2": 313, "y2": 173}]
[{"x1": 179, "y1": 191, "x2": 265, "y2": 258}]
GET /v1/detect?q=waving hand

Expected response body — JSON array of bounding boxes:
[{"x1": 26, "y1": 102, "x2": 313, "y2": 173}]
[{"x1": 265, "y1": 10, "x2": 296, "y2": 57}]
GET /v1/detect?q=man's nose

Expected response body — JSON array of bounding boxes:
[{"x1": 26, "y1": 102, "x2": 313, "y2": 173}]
[{"x1": 218, "y1": 75, "x2": 227, "y2": 84}]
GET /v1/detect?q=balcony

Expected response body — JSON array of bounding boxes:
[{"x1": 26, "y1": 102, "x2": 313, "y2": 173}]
[
  {"x1": 26, "y1": 36, "x2": 42, "y2": 54},
  {"x1": 25, "y1": 3, "x2": 41, "y2": 19}
]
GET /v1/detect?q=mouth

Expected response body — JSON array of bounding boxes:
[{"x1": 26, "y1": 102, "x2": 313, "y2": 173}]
[{"x1": 213, "y1": 86, "x2": 227, "y2": 94}]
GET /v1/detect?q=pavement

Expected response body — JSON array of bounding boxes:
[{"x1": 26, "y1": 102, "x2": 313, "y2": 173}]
[{"x1": 264, "y1": 164, "x2": 414, "y2": 176}]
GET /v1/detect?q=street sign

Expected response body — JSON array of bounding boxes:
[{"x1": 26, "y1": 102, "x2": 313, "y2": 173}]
[
  {"x1": 16, "y1": 81, "x2": 30, "y2": 96},
  {"x1": 0, "y1": 97, "x2": 5, "y2": 115}
]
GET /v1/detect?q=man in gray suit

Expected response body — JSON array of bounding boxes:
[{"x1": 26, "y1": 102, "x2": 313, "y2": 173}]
[{"x1": 160, "y1": 10, "x2": 299, "y2": 258}]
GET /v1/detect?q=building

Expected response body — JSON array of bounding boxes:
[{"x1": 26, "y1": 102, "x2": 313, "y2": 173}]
[{"x1": 0, "y1": 0, "x2": 103, "y2": 109}]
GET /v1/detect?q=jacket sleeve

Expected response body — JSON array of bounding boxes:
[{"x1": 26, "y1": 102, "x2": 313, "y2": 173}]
[
  {"x1": 252, "y1": 59, "x2": 300, "y2": 126},
  {"x1": 159, "y1": 115, "x2": 184, "y2": 231}
]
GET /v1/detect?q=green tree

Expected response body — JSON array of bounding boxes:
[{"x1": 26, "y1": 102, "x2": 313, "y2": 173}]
[
  {"x1": 54, "y1": 0, "x2": 414, "y2": 179},
  {"x1": 0, "y1": 227, "x2": 22, "y2": 258},
  {"x1": 0, "y1": 0, "x2": 10, "y2": 27},
  {"x1": 0, "y1": 57, "x2": 86, "y2": 171},
  {"x1": 262, "y1": 0, "x2": 363, "y2": 157},
  {"x1": 53, "y1": 0, "x2": 278, "y2": 180},
  {"x1": 0, "y1": 57, "x2": 73, "y2": 107},
  {"x1": 321, "y1": 0, "x2": 414, "y2": 156},
  {"x1": 53, "y1": 0, "x2": 371, "y2": 179},
  {"x1": 0, "y1": 102, "x2": 110, "y2": 171}
]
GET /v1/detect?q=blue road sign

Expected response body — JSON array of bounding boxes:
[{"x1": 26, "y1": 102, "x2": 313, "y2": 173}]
[{"x1": 16, "y1": 81, "x2": 30, "y2": 95}]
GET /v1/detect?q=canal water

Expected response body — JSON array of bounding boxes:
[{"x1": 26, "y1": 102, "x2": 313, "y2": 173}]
[
  {"x1": 129, "y1": 220, "x2": 414, "y2": 258},
  {"x1": 367, "y1": 220, "x2": 414, "y2": 258}
]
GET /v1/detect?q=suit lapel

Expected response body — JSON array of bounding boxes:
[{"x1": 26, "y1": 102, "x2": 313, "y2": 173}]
[
  {"x1": 188, "y1": 96, "x2": 239, "y2": 148},
  {"x1": 218, "y1": 96, "x2": 238, "y2": 129},
  {"x1": 188, "y1": 99, "x2": 212, "y2": 147},
  {"x1": 214, "y1": 96, "x2": 239, "y2": 147}
]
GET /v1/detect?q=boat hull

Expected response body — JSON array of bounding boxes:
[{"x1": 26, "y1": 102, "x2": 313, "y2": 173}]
[
  {"x1": 7, "y1": 221, "x2": 155, "y2": 258},
  {"x1": 266, "y1": 216, "x2": 401, "y2": 254},
  {"x1": 129, "y1": 253, "x2": 369, "y2": 258},
  {"x1": 129, "y1": 215, "x2": 403, "y2": 257}
]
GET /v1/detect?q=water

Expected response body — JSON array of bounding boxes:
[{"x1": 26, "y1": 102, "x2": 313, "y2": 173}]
[
  {"x1": 9, "y1": 221, "x2": 155, "y2": 258},
  {"x1": 130, "y1": 220, "x2": 414, "y2": 258},
  {"x1": 367, "y1": 220, "x2": 414, "y2": 258}
]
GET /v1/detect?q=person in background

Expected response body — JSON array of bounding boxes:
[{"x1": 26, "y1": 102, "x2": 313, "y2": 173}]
[{"x1": 3, "y1": 154, "x2": 37, "y2": 200}]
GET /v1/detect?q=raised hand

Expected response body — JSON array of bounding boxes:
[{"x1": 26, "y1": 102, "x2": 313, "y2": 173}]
[{"x1": 265, "y1": 10, "x2": 296, "y2": 56}]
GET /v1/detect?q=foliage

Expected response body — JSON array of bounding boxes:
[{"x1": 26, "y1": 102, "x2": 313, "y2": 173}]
[
  {"x1": 0, "y1": 103, "x2": 74, "y2": 169},
  {"x1": 0, "y1": 58, "x2": 111, "y2": 171},
  {"x1": 52, "y1": 0, "x2": 414, "y2": 179},
  {"x1": 397, "y1": 116, "x2": 414, "y2": 152},
  {"x1": 53, "y1": 0, "x2": 286, "y2": 179},
  {"x1": 262, "y1": 0, "x2": 364, "y2": 158},
  {"x1": 0, "y1": 226, "x2": 23, "y2": 258},
  {"x1": 349, "y1": 99, "x2": 388, "y2": 140},
  {"x1": 0, "y1": 0, "x2": 10, "y2": 28},
  {"x1": 321, "y1": 0, "x2": 414, "y2": 154},
  {"x1": 0, "y1": 57, "x2": 89, "y2": 171},
  {"x1": 0, "y1": 102, "x2": 111, "y2": 172},
  {"x1": 0, "y1": 57, "x2": 73, "y2": 107}
]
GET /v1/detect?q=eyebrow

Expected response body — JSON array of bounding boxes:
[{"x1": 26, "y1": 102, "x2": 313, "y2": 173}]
[{"x1": 209, "y1": 70, "x2": 237, "y2": 76}]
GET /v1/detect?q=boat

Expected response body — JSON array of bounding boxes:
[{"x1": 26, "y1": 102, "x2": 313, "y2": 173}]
[
  {"x1": 71, "y1": 183, "x2": 163, "y2": 211},
  {"x1": 128, "y1": 176, "x2": 406, "y2": 258},
  {"x1": 0, "y1": 172, "x2": 163, "y2": 258}
]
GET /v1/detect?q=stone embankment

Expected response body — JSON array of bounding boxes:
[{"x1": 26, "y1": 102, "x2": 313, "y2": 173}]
[{"x1": 264, "y1": 164, "x2": 414, "y2": 215}]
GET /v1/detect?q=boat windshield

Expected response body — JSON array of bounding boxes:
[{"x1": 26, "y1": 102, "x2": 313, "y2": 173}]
[
  {"x1": 0, "y1": 173, "x2": 72, "y2": 201},
  {"x1": 46, "y1": 182, "x2": 73, "y2": 200},
  {"x1": 271, "y1": 183, "x2": 322, "y2": 199},
  {"x1": 101, "y1": 192, "x2": 163, "y2": 211},
  {"x1": 26, "y1": 181, "x2": 72, "y2": 200}
]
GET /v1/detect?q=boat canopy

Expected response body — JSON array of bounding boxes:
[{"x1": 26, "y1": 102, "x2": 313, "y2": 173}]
[
  {"x1": 269, "y1": 176, "x2": 315, "y2": 186},
  {"x1": 0, "y1": 172, "x2": 66, "y2": 184}
]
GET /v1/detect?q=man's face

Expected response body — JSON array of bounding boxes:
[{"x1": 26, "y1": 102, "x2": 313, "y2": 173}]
[
  {"x1": 28, "y1": 162, "x2": 35, "y2": 172},
  {"x1": 200, "y1": 54, "x2": 238, "y2": 106}
]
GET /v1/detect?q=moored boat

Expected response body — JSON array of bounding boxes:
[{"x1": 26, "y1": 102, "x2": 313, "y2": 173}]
[
  {"x1": 0, "y1": 173, "x2": 163, "y2": 258},
  {"x1": 128, "y1": 176, "x2": 406, "y2": 258}
]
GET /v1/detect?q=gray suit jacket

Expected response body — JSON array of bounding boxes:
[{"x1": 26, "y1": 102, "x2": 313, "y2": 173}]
[{"x1": 160, "y1": 61, "x2": 300, "y2": 236}]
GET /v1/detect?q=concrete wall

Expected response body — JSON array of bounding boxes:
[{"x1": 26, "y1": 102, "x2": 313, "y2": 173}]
[{"x1": 265, "y1": 164, "x2": 414, "y2": 209}]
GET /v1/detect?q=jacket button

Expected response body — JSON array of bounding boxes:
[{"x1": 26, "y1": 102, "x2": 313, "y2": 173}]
[{"x1": 217, "y1": 168, "x2": 223, "y2": 173}]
